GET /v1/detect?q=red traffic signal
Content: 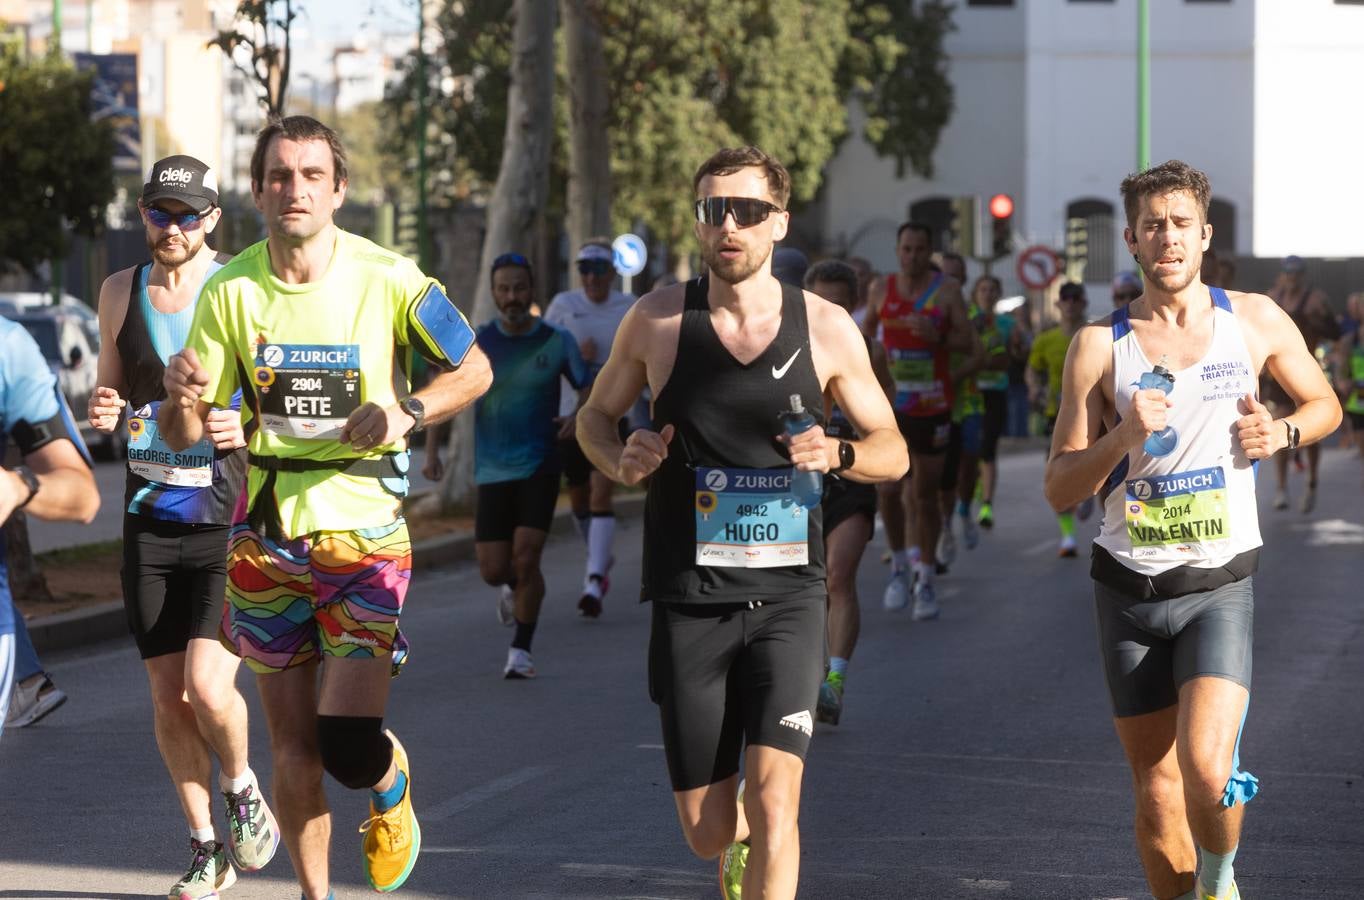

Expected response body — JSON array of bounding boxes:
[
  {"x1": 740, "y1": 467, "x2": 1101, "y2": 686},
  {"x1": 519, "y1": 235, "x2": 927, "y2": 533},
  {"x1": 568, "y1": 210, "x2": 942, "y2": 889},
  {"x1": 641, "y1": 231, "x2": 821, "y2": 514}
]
[{"x1": 989, "y1": 193, "x2": 1014, "y2": 220}]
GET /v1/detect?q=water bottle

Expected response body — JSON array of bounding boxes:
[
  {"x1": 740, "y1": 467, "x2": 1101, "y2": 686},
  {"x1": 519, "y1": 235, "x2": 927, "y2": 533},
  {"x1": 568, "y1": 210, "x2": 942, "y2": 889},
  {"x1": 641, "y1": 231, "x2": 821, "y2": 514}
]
[
  {"x1": 1138, "y1": 363, "x2": 1178, "y2": 457},
  {"x1": 781, "y1": 393, "x2": 824, "y2": 508}
]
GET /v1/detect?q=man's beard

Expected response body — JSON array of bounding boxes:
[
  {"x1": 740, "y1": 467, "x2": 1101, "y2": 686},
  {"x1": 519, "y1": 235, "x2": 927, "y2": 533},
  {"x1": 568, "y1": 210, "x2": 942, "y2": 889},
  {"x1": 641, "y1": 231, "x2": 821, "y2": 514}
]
[
  {"x1": 700, "y1": 240, "x2": 770, "y2": 285},
  {"x1": 147, "y1": 234, "x2": 198, "y2": 268},
  {"x1": 1138, "y1": 248, "x2": 1201, "y2": 295}
]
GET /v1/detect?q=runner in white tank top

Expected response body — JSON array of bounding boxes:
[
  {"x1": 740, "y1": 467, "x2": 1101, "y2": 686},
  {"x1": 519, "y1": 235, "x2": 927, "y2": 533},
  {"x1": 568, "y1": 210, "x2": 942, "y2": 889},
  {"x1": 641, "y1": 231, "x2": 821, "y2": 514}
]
[{"x1": 1042, "y1": 161, "x2": 1341, "y2": 900}]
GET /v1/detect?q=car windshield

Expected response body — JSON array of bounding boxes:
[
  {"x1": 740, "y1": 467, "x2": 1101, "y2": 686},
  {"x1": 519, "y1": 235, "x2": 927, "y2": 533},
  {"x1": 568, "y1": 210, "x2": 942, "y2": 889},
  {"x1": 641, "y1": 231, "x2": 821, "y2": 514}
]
[{"x1": 20, "y1": 319, "x2": 61, "y2": 364}]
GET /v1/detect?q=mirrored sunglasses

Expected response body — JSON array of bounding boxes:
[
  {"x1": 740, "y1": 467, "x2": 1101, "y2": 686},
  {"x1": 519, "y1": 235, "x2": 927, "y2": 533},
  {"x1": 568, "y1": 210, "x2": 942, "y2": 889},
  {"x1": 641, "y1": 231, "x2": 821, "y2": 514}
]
[
  {"x1": 145, "y1": 207, "x2": 207, "y2": 230},
  {"x1": 694, "y1": 196, "x2": 782, "y2": 228}
]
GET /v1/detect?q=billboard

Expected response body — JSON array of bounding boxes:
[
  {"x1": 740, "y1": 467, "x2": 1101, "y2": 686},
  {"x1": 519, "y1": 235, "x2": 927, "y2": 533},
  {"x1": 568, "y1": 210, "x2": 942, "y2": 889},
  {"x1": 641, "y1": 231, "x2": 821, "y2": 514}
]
[{"x1": 73, "y1": 52, "x2": 140, "y2": 173}]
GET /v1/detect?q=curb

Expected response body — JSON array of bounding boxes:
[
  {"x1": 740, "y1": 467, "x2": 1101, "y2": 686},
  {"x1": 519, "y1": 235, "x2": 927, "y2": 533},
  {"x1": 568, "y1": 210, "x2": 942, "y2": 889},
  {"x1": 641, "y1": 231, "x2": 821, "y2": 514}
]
[{"x1": 28, "y1": 492, "x2": 648, "y2": 655}]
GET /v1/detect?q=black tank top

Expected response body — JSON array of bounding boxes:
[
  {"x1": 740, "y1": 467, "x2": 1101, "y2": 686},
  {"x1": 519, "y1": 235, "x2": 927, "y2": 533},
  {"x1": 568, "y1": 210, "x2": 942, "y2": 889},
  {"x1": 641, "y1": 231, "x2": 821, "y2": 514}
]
[
  {"x1": 643, "y1": 276, "x2": 826, "y2": 604},
  {"x1": 117, "y1": 259, "x2": 246, "y2": 524}
]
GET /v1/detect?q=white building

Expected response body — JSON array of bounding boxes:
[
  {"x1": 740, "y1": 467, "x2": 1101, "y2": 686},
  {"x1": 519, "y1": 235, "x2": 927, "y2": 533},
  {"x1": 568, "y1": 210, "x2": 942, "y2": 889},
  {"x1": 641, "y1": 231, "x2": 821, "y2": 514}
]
[{"x1": 817, "y1": 0, "x2": 1364, "y2": 300}]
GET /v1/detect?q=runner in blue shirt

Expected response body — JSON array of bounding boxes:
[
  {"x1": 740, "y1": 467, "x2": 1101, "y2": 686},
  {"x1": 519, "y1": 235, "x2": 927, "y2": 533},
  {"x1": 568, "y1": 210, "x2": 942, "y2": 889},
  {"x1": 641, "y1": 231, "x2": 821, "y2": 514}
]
[
  {"x1": 0, "y1": 319, "x2": 100, "y2": 741},
  {"x1": 427, "y1": 253, "x2": 588, "y2": 678}
]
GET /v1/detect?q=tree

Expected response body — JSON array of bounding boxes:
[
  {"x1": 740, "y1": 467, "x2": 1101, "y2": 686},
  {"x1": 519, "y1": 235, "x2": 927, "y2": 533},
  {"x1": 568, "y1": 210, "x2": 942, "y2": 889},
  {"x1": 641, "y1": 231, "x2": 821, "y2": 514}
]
[
  {"x1": 0, "y1": 46, "x2": 116, "y2": 275},
  {"x1": 385, "y1": 0, "x2": 956, "y2": 256},
  {"x1": 560, "y1": 0, "x2": 612, "y2": 255},
  {"x1": 207, "y1": 0, "x2": 297, "y2": 119},
  {"x1": 435, "y1": 0, "x2": 558, "y2": 508}
]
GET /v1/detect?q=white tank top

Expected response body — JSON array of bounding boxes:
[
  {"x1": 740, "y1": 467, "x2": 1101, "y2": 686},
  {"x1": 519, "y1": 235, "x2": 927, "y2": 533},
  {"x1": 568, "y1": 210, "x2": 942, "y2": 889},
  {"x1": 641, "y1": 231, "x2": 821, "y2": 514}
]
[{"x1": 1094, "y1": 287, "x2": 1263, "y2": 575}]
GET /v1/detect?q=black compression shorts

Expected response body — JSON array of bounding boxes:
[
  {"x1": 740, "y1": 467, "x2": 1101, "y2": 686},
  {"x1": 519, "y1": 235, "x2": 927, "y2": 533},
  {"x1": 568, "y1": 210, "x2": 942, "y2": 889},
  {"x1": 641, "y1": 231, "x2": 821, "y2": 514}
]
[
  {"x1": 648, "y1": 595, "x2": 826, "y2": 791},
  {"x1": 1093, "y1": 576, "x2": 1253, "y2": 718},
  {"x1": 122, "y1": 516, "x2": 231, "y2": 660},
  {"x1": 822, "y1": 476, "x2": 877, "y2": 538},
  {"x1": 474, "y1": 461, "x2": 562, "y2": 541}
]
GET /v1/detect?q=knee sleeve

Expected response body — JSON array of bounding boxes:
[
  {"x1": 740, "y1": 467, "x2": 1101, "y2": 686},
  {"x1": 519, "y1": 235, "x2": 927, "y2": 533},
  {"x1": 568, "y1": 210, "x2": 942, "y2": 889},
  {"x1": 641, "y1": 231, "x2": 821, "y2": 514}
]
[{"x1": 316, "y1": 715, "x2": 393, "y2": 790}]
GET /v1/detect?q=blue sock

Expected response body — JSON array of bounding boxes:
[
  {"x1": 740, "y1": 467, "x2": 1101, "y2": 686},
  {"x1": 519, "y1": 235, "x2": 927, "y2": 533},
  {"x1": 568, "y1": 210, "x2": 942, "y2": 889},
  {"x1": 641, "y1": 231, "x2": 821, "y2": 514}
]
[
  {"x1": 372, "y1": 769, "x2": 407, "y2": 813},
  {"x1": 956, "y1": 499, "x2": 970, "y2": 518},
  {"x1": 1197, "y1": 845, "x2": 1237, "y2": 898},
  {"x1": 829, "y1": 656, "x2": 848, "y2": 677}
]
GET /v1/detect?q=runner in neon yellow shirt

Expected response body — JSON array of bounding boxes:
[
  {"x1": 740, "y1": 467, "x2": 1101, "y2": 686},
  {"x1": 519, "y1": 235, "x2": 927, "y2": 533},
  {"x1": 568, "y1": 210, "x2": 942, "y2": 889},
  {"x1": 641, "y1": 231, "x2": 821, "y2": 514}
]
[{"x1": 160, "y1": 116, "x2": 492, "y2": 898}]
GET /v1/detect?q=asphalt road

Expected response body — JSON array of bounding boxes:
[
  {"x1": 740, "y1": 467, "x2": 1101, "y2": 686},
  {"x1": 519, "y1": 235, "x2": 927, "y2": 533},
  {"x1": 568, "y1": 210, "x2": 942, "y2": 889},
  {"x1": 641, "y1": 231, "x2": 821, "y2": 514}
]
[{"x1": 3, "y1": 448, "x2": 1362, "y2": 899}]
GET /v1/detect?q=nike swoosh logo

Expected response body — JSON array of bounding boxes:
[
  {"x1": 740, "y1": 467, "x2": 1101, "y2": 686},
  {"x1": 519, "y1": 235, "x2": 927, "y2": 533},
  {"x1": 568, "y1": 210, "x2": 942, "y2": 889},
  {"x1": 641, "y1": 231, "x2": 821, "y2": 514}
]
[{"x1": 772, "y1": 348, "x2": 801, "y2": 379}]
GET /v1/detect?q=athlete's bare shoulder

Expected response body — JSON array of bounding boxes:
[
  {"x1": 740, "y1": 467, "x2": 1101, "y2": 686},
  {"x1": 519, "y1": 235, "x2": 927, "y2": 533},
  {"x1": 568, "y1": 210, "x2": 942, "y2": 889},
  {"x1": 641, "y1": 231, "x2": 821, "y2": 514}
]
[
  {"x1": 1226, "y1": 290, "x2": 1282, "y2": 329},
  {"x1": 632, "y1": 280, "x2": 687, "y2": 321},
  {"x1": 1070, "y1": 316, "x2": 1116, "y2": 369}
]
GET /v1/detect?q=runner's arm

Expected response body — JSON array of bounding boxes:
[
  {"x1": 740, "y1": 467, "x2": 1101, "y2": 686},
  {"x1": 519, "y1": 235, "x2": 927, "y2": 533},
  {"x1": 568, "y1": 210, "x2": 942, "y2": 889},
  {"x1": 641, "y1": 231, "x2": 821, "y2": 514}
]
[
  {"x1": 940, "y1": 285, "x2": 976, "y2": 353},
  {"x1": 578, "y1": 304, "x2": 652, "y2": 482},
  {"x1": 1252, "y1": 298, "x2": 1342, "y2": 449},
  {"x1": 860, "y1": 279, "x2": 885, "y2": 341},
  {"x1": 868, "y1": 340, "x2": 895, "y2": 403},
  {"x1": 409, "y1": 344, "x2": 492, "y2": 429},
  {"x1": 90, "y1": 271, "x2": 131, "y2": 432},
  {"x1": 1043, "y1": 325, "x2": 1149, "y2": 511},
  {"x1": 821, "y1": 310, "x2": 909, "y2": 484},
  {"x1": 2, "y1": 431, "x2": 98, "y2": 526}
]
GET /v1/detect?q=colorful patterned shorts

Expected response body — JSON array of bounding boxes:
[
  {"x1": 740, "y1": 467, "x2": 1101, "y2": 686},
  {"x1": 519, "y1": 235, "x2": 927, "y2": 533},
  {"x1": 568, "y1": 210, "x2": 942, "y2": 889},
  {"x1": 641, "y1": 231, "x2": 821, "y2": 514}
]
[{"x1": 221, "y1": 518, "x2": 412, "y2": 674}]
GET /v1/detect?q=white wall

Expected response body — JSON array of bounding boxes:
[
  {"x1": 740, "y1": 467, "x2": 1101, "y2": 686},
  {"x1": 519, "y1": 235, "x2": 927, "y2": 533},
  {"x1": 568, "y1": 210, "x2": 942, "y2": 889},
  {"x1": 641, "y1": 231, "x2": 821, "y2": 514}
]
[{"x1": 1253, "y1": 0, "x2": 1364, "y2": 258}]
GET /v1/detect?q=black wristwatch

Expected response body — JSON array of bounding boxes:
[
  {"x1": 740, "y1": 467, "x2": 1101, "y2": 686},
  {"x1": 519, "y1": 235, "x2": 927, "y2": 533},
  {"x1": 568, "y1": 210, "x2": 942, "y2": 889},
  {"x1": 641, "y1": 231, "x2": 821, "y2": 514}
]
[
  {"x1": 13, "y1": 464, "x2": 39, "y2": 509},
  {"x1": 1284, "y1": 419, "x2": 1300, "y2": 451},
  {"x1": 399, "y1": 396, "x2": 426, "y2": 435},
  {"x1": 831, "y1": 440, "x2": 855, "y2": 474}
]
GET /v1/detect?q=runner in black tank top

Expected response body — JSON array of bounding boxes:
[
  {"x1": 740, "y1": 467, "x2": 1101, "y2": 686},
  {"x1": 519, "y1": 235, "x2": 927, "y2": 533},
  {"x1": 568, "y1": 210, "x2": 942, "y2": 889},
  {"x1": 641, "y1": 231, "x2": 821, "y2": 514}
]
[
  {"x1": 575, "y1": 147, "x2": 907, "y2": 900},
  {"x1": 643, "y1": 274, "x2": 825, "y2": 601}
]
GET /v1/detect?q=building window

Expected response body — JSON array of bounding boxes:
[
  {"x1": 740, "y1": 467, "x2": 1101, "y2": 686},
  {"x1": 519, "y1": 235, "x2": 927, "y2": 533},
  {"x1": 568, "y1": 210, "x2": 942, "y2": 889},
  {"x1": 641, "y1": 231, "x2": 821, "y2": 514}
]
[
  {"x1": 1065, "y1": 199, "x2": 1116, "y2": 284},
  {"x1": 907, "y1": 197, "x2": 954, "y2": 254},
  {"x1": 1207, "y1": 198, "x2": 1236, "y2": 253}
]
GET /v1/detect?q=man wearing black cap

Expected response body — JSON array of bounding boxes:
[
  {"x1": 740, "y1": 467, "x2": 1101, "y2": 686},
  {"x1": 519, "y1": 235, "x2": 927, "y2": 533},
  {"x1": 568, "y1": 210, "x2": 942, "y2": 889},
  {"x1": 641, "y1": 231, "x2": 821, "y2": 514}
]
[
  {"x1": 543, "y1": 238, "x2": 638, "y2": 617},
  {"x1": 88, "y1": 154, "x2": 280, "y2": 898}
]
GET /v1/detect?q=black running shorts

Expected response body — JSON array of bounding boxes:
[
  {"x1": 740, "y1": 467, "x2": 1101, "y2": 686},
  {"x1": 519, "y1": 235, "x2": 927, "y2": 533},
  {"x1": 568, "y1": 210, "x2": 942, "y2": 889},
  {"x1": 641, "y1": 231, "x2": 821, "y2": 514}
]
[
  {"x1": 1093, "y1": 576, "x2": 1253, "y2": 718},
  {"x1": 896, "y1": 411, "x2": 951, "y2": 456},
  {"x1": 979, "y1": 390, "x2": 1007, "y2": 463},
  {"x1": 559, "y1": 420, "x2": 631, "y2": 487},
  {"x1": 648, "y1": 596, "x2": 826, "y2": 791},
  {"x1": 474, "y1": 462, "x2": 562, "y2": 541},
  {"x1": 822, "y1": 476, "x2": 877, "y2": 538},
  {"x1": 122, "y1": 515, "x2": 232, "y2": 660}
]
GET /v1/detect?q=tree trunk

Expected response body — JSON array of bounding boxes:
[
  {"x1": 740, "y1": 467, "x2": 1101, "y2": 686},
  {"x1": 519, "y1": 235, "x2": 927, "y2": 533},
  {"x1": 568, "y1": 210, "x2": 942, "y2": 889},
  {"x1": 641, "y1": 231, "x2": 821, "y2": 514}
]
[
  {"x1": 435, "y1": 0, "x2": 558, "y2": 510},
  {"x1": 561, "y1": 0, "x2": 613, "y2": 268},
  {"x1": 3, "y1": 514, "x2": 53, "y2": 607}
]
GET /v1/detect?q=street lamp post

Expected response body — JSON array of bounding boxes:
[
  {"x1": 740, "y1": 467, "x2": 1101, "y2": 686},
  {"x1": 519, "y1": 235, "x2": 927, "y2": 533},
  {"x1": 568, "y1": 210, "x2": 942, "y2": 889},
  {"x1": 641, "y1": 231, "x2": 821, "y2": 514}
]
[
  {"x1": 415, "y1": 0, "x2": 429, "y2": 272},
  {"x1": 1137, "y1": 0, "x2": 1150, "y2": 171}
]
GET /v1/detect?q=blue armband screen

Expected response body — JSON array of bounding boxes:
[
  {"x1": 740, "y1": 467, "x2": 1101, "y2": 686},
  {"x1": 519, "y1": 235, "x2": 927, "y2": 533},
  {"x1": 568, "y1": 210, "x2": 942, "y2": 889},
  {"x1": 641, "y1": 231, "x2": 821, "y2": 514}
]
[{"x1": 409, "y1": 282, "x2": 475, "y2": 368}]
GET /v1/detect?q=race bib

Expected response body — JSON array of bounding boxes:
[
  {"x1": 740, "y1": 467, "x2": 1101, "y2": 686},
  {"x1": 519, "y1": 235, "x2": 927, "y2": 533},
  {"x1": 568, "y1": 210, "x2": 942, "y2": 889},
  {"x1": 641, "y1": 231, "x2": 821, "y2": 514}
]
[
  {"x1": 252, "y1": 343, "x2": 361, "y2": 438},
  {"x1": 126, "y1": 402, "x2": 214, "y2": 488},
  {"x1": 1124, "y1": 466, "x2": 1231, "y2": 559},
  {"x1": 694, "y1": 466, "x2": 808, "y2": 568}
]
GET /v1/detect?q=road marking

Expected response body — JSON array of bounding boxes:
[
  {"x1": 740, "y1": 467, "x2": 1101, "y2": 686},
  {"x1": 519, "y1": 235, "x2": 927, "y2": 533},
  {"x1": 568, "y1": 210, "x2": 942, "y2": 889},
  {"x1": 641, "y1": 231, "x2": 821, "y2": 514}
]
[
  {"x1": 637, "y1": 743, "x2": 665, "y2": 749},
  {"x1": 1022, "y1": 538, "x2": 1060, "y2": 556},
  {"x1": 420, "y1": 846, "x2": 484, "y2": 853},
  {"x1": 959, "y1": 878, "x2": 1010, "y2": 891},
  {"x1": 423, "y1": 765, "x2": 553, "y2": 822}
]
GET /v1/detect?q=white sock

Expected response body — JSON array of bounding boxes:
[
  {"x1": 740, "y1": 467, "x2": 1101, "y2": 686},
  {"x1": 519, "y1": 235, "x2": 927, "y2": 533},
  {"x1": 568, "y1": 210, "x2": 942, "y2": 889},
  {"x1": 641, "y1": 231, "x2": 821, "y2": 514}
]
[
  {"x1": 915, "y1": 561, "x2": 934, "y2": 585},
  {"x1": 891, "y1": 549, "x2": 909, "y2": 573},
  {"x1": 190, "y1": 825, "x2": 216, "y2": 843},
  {"x1": 220, "y1": 766, "x2": 253, "y2": 795},
  {"x1": 907, "y1": 545, "x2": 922, "y2": 564},
  {"x1": 587, "y1": 514, "x2": 615, "y2": 579},
  {"x1": 1197, "y1": 845, "x2": 1237, "y2": 898}
]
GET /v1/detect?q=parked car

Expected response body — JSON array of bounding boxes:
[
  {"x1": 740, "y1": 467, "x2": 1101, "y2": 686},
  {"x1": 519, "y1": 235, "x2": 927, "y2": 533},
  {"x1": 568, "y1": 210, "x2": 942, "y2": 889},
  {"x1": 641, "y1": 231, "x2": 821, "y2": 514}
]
[{"x1": 2, "y1": 305, "x2": 124, "y2": 460}]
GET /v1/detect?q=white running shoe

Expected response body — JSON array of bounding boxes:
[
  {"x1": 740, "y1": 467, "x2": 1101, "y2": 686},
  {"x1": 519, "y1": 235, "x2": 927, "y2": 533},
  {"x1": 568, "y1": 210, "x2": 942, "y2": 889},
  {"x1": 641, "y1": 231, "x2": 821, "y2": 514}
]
[
  {"x1": 1273, "y1": 488, "x2": 1289, "y2": 510},
  {"x1": 883, "y1": 570, "x2": 911, "y2": 611},
  {"x1": 503, "y1": 647, "x2": 536, "y2": 680},
  {"x1": 1300, "y1": 484, "x2": 1317, "y2": 514},
  {"x1": 936, "y1": 523, "x2": 957, "y2": 567},
  {"x1": 1058, "y1": 534, "x2": 1079, "y2": 558},
  {"x1": 961, "y1": 514, "x2": 980, "y2": 551},
  {"x1": 911, "y1": 580, "x2": 939, "y2": 621},
  {"x1": 5, "y1": 675, "x2": 67, "y2": 728},
  {"x1": 496, "y1": 585, "x2": 515, "y2": 627}
]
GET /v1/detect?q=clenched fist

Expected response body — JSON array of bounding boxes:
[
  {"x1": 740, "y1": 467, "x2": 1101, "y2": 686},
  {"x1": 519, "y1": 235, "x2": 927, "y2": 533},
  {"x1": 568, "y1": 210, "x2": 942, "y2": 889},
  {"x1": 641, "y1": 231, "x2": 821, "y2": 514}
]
[{"x1": 1235, "y1": 393, "x2": 1283, "y2": 460}]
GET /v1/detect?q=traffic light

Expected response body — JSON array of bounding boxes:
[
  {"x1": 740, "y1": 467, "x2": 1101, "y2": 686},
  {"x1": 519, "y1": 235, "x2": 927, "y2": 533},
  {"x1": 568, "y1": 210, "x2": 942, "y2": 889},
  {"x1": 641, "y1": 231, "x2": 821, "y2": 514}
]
[
  {"x1": 949, "y1": 195, "x2": 977, "y2": 257},
  {"x1": 989, "y1": 193, "x2": 1014, "y2": 258}
]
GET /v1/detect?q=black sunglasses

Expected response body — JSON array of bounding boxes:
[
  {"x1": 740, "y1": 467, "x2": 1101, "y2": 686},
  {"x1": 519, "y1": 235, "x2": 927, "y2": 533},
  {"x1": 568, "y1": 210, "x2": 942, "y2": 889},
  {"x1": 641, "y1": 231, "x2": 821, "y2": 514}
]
[
  {"x1": 694, "y1": 196, "x2": 782, "y2": 228},
  {"x1": 577, "y1": 259, "x2": 613, "y2": 275}
]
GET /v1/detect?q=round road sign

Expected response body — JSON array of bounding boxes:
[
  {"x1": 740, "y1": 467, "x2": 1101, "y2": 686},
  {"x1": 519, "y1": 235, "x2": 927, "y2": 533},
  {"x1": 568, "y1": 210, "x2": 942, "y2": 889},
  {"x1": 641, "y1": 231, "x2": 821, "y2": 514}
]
[
  {"x1": 612, "y1": 233, "x2": 647, "y2": 278},
  {"x1": 1017, "y1": 245, "x2": 1062, "y2": 290}
]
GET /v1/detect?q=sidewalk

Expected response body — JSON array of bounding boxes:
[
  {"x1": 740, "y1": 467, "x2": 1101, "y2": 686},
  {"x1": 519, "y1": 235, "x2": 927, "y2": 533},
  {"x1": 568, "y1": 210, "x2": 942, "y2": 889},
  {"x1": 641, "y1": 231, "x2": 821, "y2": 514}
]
[{"x1": 27, "y1": 435, "x2": 1050, "y2": 654}]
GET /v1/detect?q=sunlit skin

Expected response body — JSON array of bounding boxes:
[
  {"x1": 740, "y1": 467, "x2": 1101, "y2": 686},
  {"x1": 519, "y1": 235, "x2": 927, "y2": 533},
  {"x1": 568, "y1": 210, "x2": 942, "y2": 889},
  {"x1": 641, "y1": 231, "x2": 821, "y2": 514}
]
[
  {"x1": 142, "y1": 199, "x2": 220, "y2": 269},
  {"x1": 252, "y1": 136, "x2": 347, "y2": 250},
  {"x1": 493, "y1": 265, "x2": 535, "y2": 333},
  {"x1": 694, "y1": 170, "x2": 788, "y2": 286},
  {"x1": 1125, "y1": 191, "x2": 1211, "y2": 298},
  {"x1": 896, "y1": 228, "x2": 935, "y2": 283},
  {"x1": 972, "y1": 276, "x2": 1001, "y2": 317}
]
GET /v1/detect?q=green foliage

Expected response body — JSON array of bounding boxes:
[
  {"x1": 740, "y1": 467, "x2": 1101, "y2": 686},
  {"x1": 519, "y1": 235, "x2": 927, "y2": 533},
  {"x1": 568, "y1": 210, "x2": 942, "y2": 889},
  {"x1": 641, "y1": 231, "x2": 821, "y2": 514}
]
[
  {"x1": 843, "y1": 1, "x2": 956, "y2": 179},
  {"x1": 383, "y1": 0, "x2": 953, "y2": 249},
  {"x1": 0, "y1": 48, "x2": 116, "y2": 275}
]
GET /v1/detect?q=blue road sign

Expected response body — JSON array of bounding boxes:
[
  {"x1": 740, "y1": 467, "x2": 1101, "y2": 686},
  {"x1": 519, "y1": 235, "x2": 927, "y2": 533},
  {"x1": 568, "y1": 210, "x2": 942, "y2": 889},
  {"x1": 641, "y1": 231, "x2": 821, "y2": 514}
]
[{"x1": 612, "y1": 233, "x2": 647, "y2": 278}]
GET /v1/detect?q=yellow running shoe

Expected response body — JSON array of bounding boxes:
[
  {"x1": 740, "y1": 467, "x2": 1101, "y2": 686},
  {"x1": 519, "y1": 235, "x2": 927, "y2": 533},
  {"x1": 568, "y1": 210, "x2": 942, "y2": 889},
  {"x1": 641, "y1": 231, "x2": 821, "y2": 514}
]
[
  {"x1": 719, "y1": 840, "x2": 748, "y2": 900},
  {"x1": 359, "y1": 730, "x2": 421, "y2": 892}
]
